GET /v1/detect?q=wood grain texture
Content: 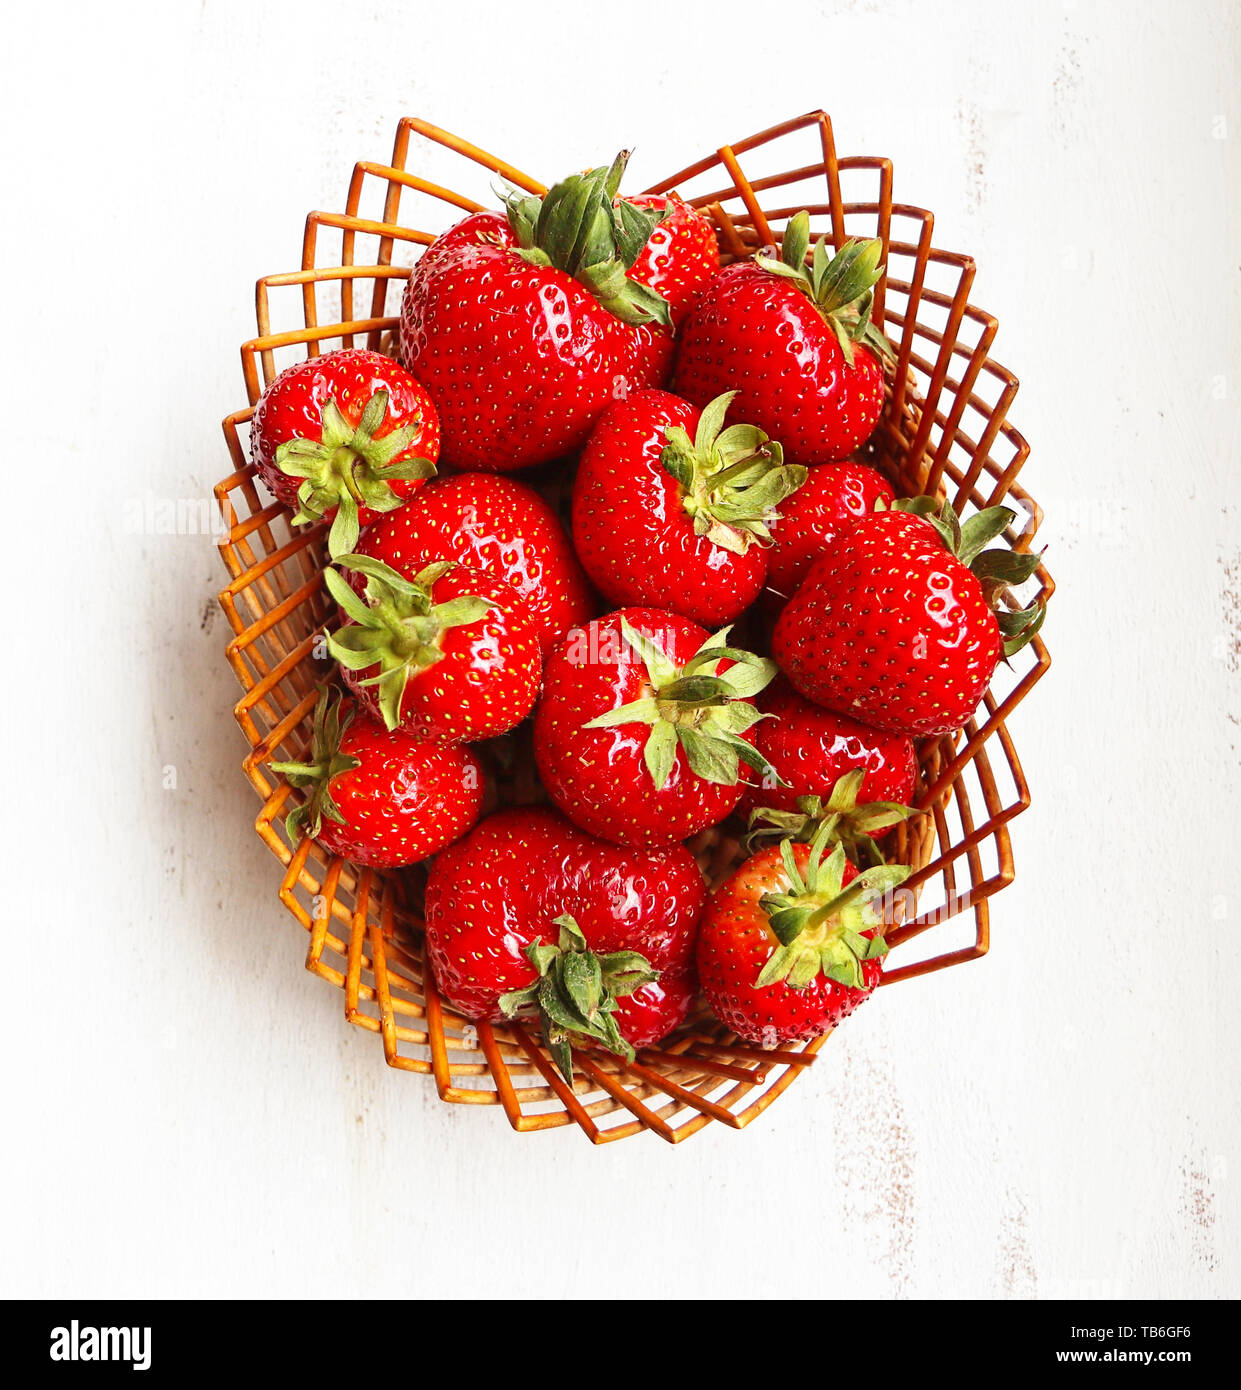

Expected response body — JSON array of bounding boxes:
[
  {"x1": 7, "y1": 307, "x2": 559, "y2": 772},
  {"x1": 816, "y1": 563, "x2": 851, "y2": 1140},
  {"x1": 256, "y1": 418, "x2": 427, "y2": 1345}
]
[{"x1": 1, "y1": 0, "x2": 1238, "y2": 1298}]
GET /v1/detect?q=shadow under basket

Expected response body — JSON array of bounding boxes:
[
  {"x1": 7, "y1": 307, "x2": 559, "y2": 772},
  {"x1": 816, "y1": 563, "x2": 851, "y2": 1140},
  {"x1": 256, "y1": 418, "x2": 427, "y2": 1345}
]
[{"x1": 214, "y1": 112, "x2": 1053, "y2": 1144}]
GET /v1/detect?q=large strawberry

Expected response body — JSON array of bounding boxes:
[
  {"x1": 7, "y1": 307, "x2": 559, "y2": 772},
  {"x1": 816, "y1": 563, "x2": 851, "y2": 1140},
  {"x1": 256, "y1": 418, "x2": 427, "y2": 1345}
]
[
  {"x1": 424, "y1": 806, "x2": 705, "y2": 1076},
  {"x1": 399, "y1": 153, "x2": 673, "y2": 472},
  {"x1": 738, "y1": 677, "x2": 917, "y2": 864},
  {"x1": 772, "y1": 498, "x2": 1045, "y2": 737},
  {"x1": 324, "y1": 554, "x2": 541, "y2": 742},
  {"x1": 353, "y1": 473, "x2": 593, "y2": 654},
  {"x1": 250, "y1": 348, "x2": 439, "y2": 556},
  {"x1": 621, "y1": 192, "x2": 720, "y2": 390},
  {"x1": 572, "y1": 389, "x2": 806, "y2": 626},
  {"x1": 533, "y1": 608, "x2": 781, "y2": 847},
  {"x1": 269, "y1": 688, "x2": 482, "y2": 868},
  {"x1": 765, "y1": 460, "x2": 894, "y2": 606},
  {"x1": 698, "y1": 824, "x2": 909, "y2": 1046},
  {"x1": 673, "y1": 211, "x2": 892, "y2": 464}
]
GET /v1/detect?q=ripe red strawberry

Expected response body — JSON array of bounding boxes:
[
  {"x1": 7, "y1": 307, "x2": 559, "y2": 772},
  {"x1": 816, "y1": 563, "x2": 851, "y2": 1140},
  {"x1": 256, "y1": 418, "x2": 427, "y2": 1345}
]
[
  {"x1": 250, "y1": 348, "x2": 439, "y2": 556},
  {"x1": 399, "y1": 153, "x2": 673, "y2": 471},
  {"x1": 772, "y1": 498, "x2": 1045, "y2": 737},
  {"x1": 353, "y1": 473, "x2": 593, "y2": 654},
  {"x1": 673, "y1": 211, "x2": 892, "y2": 464},
  {"x1": 424, "y1": 806, "x2": 705, "y2": 1074},
  {"x1": 625, "y1": 193, "x2": 720, "y2": 321},
  {"x1": 765, "y1": 460, "x2": 894, "y2": 605},
  {"x1": 738, "y1": 677, "x2": 917, "y2": 863},
  {"x1": 697, "y1": 825, "x2": 909, "y2": 1046},
  {"x1": 610, "y1": 971, "x2": 699, "y2": 1050},
  {"x1": 572, "y1": 389, "x2": 806, "y2": 626},
  {"x1": 620, "y1": 193, "x2": 720, "y2": 391},
  {"x1": 533, "y1": 608, "x2": 781, "y2": 847},
  {"x1": 324, "y1": 554, "x2": 541, "y2": 742},
  {"x1": 269, "y1": 688, "x2": 482, "y2": 868}
]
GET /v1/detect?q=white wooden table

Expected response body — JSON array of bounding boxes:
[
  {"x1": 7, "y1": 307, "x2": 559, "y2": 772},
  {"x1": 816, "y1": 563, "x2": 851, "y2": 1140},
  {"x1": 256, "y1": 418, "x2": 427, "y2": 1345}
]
[{"x1": 2, "y1": 0, "x2": 1238, "y2": 1299}]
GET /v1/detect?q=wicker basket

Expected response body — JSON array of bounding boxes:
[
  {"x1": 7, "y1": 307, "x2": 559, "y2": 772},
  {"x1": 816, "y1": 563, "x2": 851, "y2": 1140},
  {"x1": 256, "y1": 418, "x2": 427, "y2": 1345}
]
[{"x1": 214, "y1": 112, "x2": 1053, "y2": 1144}]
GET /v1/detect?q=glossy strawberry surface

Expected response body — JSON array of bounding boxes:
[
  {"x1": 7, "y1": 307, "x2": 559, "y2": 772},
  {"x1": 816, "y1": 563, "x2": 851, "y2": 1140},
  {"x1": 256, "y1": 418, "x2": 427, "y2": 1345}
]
[
  {"x1": 313, "y1": 706, "x2": 483, "y2": 868},
  {"x1": 353, "y1": 474, "x2": 594, "y2": 655},
  {"x1": 765, "y1": 460, "x2": 895, "y2": 605},
  {"x1": 398, "y1": 211, "x2": 646, "y2": 471},
  {"x1": 572, "y1": 390, "x2": 768, "y2": 625},
  {"x1": 424, "y1": 806, "x2": 705, "y2": 1041},
  {"x1": 336, "y1": 564, "x2": 541, "y2": 744},
  {"x1": 625, "y1": 194, "x2": 719, "y2": 321},
  {"x1": 620, "y1": 193, "x2": 719, "y2": 390},
  {"x1": 773, "y1": 509, "x2": 1003, "y2": 736},
  {"x1": 673, "y1": 259, "x2": 885, "y2": 464},
  {"x1": 697, "y1": 843, "x2": 879, "y2": 1045},
  {"x1": 611, "y1": 970, "x2": 698, "y2": 1049},
  {"x1": 738, "y1": 677, "x2": 916, "y2": 818},
  {"x1": 533, "y1": 608, "x2": 758, "y2": 846},
  {"x1": 250, "y1": 348, "x2": 440, "y2": 522}
]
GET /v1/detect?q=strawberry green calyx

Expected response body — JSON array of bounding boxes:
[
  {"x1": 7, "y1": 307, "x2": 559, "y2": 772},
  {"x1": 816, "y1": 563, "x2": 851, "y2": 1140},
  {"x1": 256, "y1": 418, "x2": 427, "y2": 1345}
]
[
  {"x1": 746, "y1": 770, "x2": 920, "y2": 867},
  {"x1": 269, "y1": 687, "x2": 361, "y2": 843},
  {"x1": 274, "y1": 390, "x2": 436, "y2": 557},
  {"x1": 325, "y1": 555, "x2": 495, "y2": 731},
  {"x1": 584, "y1": 619, "x2": 785, "y2": 790},
  {"x1": 661, "y1": 391, "x2": 807, "y2": 555},
  {"x1": 754, "y1": 210, "x2": 893, "y2": 368},
  {"x1": 890, "y1": 496, "x2": 1047, "y2": 657},
  {"x1": 498, "y1": 914, "x2": 659, "y2": 1082},
  {"x1": 502, "y1": 151, "x2": 673, "y2": 328},
  {"x1": 756, "y1": 822, "x2": 911, "y2": 991}
]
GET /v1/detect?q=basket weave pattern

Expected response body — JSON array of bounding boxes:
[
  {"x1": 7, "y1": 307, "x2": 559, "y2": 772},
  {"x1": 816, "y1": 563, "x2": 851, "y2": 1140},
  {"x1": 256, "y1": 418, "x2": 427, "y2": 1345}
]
[{"x1": 214, "y1": 113, "x2": 1053, "y2": 1143}]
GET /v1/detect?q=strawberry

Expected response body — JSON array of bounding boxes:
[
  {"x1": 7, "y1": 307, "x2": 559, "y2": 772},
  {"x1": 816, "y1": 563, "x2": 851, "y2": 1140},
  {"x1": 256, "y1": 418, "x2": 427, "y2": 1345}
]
[
  {"x1": 765, "y1": 460, "x2": 894, "y2": 606},
  {"x1": 620, "y1": 192, "x2": 720, "y2": 391},
  {"x1": 697, "y1": 824, "x2": 909, "y2": 1046},
  {"x1": 269, "y1": 688, "x2": 482, "y2": 868},
  {"x1": 625, "y1": 193, "x2": 719, "y2": 322},
  {"x1": 399, "y1": 153, "x2": 673, "y2": 471},
  {"x1": 353, "y1": 473, "x2": 593, "y2": 655},
  {"x1": 424, "y1": 806, "x2": 705, "y2": 1075},
  {"x1": 738, "y1": 677, "x2": 917, "y2": 864},
  {"x1": 673, "y1": 211, "x2": 892, "y2": 464},
  {"x1": 250, "y1": 348, "x2": 439, "y2": 556},
  {"x1": 323, "y1": 554, "x2": 541, "y2": 742},
  {"x1": 533, "y1": 608, "x2": 782, "y2": 847},
  {"x1": 772, "y1": 498, "x2": 1045, "y2": 737},
  {"x1": 572, "y1": 389, "x2": 806, "y2": 626}
]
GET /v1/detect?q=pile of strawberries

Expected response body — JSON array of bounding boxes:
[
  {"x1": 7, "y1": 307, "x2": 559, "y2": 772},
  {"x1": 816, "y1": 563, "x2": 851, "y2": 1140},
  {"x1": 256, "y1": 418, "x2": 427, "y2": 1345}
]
[{"x1": 254, "y1": 152, "x2": 1042, "y2": 1075}]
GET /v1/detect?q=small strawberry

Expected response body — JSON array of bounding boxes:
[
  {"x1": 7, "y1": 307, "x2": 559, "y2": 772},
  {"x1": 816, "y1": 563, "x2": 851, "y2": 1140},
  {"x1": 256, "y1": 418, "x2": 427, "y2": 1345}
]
[
  {"x1": 533, "y1": 608, "x2": 782, "y2": 847},
  {"x1": 673, "y1": 210, "x2": 892, "y2": 464},
  {"x1": 250, "y1": 348, "x2": 439, "y2": 556},
  {"x1": 353, "y1": 473, "x2": 594, "y2": 655},
  {"x1": 400, "y1": 152, "x2": 673, "y2": 471},
  {"x1": 697, "y1": 823, "x2": 910, "y2": 1046},
  {"x1": 738, "y1": 677, "x2": 917, "y2": 863},
  {"x1": 772, "y1": 498, "x2": 1045, "y2": 737},
  {"x1": 269, "y1": 687, "x2": 482, "y2": 868},
  {"x1": 620, "y1": 192, "x2": 720, "y2": 391},
  {"x1": 424, "y1": 806, "x2": 706, "y2": 1075},
  {"x1": 572, "y1": 389, "x2": 806, "y2": 626},
  {"x1": 610, "y1": 971, "x2": 699, "y2": 1050},
  {"x1": 324, "y1": 554, "x2": 541, "y2": 743},
  {"x1": 625, "y1": 193, "x2": 720, "y2": 322},
  {"x1": 765, "y1": 460, "x2": 894, "y2": 606}
]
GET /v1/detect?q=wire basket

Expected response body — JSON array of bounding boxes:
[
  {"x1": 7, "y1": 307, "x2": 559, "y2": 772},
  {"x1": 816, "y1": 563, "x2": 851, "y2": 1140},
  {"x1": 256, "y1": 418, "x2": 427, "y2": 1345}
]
[{"x1": 214, "y1": 112, "x2": 1053, "y2": 1144}]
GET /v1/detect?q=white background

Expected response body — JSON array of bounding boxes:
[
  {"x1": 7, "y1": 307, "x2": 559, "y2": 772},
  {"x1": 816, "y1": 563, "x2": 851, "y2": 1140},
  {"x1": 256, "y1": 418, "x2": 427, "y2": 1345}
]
[{"x1": 2, "y1": 0, "x2": 1238, "y2": 1300}]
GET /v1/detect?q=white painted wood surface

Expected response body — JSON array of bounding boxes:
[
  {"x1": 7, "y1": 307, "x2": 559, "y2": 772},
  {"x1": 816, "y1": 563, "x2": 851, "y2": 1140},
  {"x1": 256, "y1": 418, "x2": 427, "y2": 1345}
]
[{"x1": 2, "y1": 0, "x2": 1238, "y2": 1299}]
